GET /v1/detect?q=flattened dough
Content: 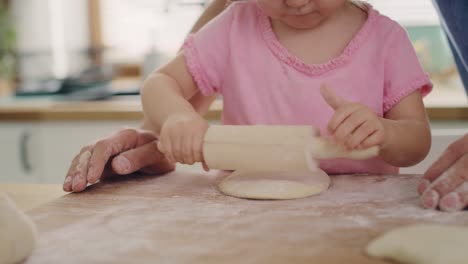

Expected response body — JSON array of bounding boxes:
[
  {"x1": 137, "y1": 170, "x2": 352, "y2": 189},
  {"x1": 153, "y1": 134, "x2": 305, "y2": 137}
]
[
  {"x1": 366, "y1": 224, "x2": 468, "y2": 264},
  {"x1": 218, "y1": 170, "x2": 330, "y2": 200}
]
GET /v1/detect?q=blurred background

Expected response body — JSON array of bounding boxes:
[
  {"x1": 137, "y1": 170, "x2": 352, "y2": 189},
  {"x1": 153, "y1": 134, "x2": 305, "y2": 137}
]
[
  {"x1": 0, "y1": 0, "x2": 466, "y2": 103},
  {"x1": 1, "y1": 0, "x2": 209, "y2": 97},
  {"x1": 0, "y1": 0, "x2": 467, "y2": 184}
]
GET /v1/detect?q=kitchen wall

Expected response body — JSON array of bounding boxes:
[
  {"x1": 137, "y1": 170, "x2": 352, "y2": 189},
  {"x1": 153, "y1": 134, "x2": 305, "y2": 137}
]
[{"x1": 368, "y1": 0, "x2": 440, "y2": 26}]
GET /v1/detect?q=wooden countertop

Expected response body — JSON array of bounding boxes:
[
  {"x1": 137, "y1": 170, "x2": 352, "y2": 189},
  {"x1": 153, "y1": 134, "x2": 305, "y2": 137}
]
[
  {"x1": 0, "y1": 183, "x2": 65, "y2": 211},
  {"x1": 0, "y1": 96, "x2": 467, "y2": 121},
  {"x1": 0, "y1": 96, "x2": 222, "y2": 121},
  {"x1": 25, "y1": 171, "x2": 468, "y2": 263}
]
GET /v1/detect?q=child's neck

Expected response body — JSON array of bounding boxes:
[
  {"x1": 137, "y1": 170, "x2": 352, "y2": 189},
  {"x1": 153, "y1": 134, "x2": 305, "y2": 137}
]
[{"x1": 269, "y1": 2, "x2": 367, "y2": 65}]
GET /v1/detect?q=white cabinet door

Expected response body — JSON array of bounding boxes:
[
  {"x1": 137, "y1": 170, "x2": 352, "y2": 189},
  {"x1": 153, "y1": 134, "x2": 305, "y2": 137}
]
[
  {"x1": 0, "y1": 122, "x2": 43, "y2": 183},
  {"x1": 39, "y1": 121, "x2": 140, "y2": 183}
]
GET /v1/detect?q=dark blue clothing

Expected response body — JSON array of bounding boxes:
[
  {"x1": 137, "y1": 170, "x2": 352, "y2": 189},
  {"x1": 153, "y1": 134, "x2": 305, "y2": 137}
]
[{"x1": 433, "y1": 0, "x2": 468, "y2": 94}]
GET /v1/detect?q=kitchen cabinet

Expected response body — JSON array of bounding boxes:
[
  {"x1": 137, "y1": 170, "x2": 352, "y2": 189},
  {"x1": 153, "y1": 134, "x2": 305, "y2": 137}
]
[
  {"x1": 1, "y1": 121, "x2": 140, "y2": 184},
  {"x1": 40, "y1": 121, "x2": 142, "y2": 183},
  {"x1": 0, "y1": 122, "x2": 42, "y2": 183},
  {"x1": 0, "y1": 94, "x2": 466, "y2": 185},
  {"x1": 0, "y1": 97, "x2": 223, "y2": 184}
]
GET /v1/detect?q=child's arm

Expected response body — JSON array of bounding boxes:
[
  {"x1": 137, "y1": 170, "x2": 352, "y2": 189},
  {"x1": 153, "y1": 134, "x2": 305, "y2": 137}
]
[
  {"x1": 166, "y1": 0, "x2": 226, "y2": 119},
  {"x1": 141, "y1": 0, "x2": 227, "y2": 132},
  {"x1": 321, "y1": 85, "x2": 431, "y2": 167},
  {"x1": 142, "y1": 2, "x2": 234, "y2": 166},
  {"x1": 379, "y1": 91, "x2": 431, "y2": 166},
  {"x1": 141, "y1": 53, "x2": 208, "y2": 166}
]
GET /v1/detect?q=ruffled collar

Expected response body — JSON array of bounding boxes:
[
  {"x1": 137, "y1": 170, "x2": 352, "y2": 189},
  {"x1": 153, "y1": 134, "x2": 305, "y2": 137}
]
[{"x1": 257, "y1": 3, "x2": 378, "y2": 76}]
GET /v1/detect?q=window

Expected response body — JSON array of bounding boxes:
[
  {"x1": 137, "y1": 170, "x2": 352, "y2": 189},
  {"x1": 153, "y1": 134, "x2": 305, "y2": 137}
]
[
  {"x1": 100, "y1": 0, "x2": 207, "y2": 64},
  {"x1": 369, "y1": 0, "x2": 467, "y2": 106}
]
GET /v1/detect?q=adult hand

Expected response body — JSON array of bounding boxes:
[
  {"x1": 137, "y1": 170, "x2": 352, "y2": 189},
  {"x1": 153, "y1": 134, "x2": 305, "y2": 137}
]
[
  {"x1": 418, "y1": 134, "x2": 468, "y2": 212},
  {"x1": 63, "y1": 128, "x2": 175, "y2": 193}
]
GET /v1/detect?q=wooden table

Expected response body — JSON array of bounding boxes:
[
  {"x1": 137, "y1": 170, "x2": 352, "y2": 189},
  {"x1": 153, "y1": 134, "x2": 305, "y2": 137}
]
[
  {"x1": 26, "y1": 171, "x2": 468, "y2": 264},
  {"x1": 0, "y1": 183, "x2": 65, "y2": 211}
]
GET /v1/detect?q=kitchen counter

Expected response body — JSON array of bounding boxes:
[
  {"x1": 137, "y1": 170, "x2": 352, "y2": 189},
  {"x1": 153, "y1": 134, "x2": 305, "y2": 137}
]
[
  {"x1": 0, "y1": 96, "x2": 467, "y2": 121},
  {"x1": 0, "y1": 96, "x2": 222, "y2": 121},
  {"x1": 25, "y1": 171, "x2": 468, "y2": 263},
  {"x1": 0, "y1": 183, "x2": 65, "y2": 211}
]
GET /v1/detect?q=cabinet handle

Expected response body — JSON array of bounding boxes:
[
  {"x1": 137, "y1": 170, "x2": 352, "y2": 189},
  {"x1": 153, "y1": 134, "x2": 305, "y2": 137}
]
[{"x1": 19, "y1": 130, "x2": 32, "y2": 174}]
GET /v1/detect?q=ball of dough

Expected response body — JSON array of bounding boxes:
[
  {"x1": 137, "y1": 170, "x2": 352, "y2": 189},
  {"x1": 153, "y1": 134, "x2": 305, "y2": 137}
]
[
  {"x1": 366, "y1": 224, "x2": 468, "y2": 264},
  {"x1": 0, "y1": 193, "x2": 37, "y2": 264},
  {"x1": 218, "y1": 170, "x2": 330, "y2": 200}
]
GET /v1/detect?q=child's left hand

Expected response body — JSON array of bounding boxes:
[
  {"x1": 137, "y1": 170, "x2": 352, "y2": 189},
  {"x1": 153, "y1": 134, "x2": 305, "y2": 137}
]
[{"x1": 320, "y1": 84, "x2": 386, "y2": 151}]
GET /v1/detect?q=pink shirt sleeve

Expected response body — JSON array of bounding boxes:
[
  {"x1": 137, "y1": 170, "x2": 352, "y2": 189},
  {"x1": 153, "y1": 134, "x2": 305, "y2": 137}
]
[
  {"x1": 183, "y1": 6, "x2": 235, "y2": 96},
  {"x1": 383, "y1": 26, "x2": 433, "y2": 112}
]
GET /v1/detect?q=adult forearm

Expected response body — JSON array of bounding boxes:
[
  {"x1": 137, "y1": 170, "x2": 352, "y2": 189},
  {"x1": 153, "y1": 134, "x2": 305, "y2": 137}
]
[
  {"x1": 188, "y1": 0, "x2": 228, "y2": 34},
  {"x1": 380, "y1": 119, "x2": 431, "y2": 167}
]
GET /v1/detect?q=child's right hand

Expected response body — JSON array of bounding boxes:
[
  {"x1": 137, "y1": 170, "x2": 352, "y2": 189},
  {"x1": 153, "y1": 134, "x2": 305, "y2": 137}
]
[{"x1": 158, "y1": 113, "x2": 209, "y2": 166}]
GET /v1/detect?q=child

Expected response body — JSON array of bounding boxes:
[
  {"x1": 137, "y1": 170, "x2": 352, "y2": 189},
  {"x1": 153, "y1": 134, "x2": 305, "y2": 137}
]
[{"x1": 141, "y1": 0, "x2": 432, "y2": 174}]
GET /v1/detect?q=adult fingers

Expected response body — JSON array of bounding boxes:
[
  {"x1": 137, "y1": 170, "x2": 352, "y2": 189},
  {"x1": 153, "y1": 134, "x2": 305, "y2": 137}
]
[
  {"x1": 71, "y1": 150, "x2": 92, "y2": 192},
  {"x1": 420, "y1": 188, "x2": 440, "y2": 210},
  {"x1": 417, "y1": 179, "x2": 431, "y2": 195},
  {"x1": 112, "y1": 140, "x2": 168, "y2": 175},
  {"x1": 63, "y1": 145, "x2": 91, "y2": 192},
  {"x1": 439, "y1": 182, "x2": 468, "y2": 212},
  {"x1": 421, "y1": 154, "x2": 468, "y2": 209},
  {"x1": 422, "y1": 134, "x2": 468, "y2": 184},
  {"x1": 86, "y1": 129, "x2": 147, "y2": 184}
]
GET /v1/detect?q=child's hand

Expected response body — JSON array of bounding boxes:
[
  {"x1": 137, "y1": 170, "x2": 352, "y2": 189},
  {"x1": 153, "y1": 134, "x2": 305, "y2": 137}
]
[
  {"x1": 320, "y1": 85, "x2": 386, "y2": 151},
  {"x1": 158, "y1": 113, "x2": 209, "y2": 166}
]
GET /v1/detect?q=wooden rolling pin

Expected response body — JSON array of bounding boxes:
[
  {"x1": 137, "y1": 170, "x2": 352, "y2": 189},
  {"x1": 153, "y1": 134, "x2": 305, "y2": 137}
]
[{"x1": 203, "y1": 125, "x2": 379, "y2": 171}]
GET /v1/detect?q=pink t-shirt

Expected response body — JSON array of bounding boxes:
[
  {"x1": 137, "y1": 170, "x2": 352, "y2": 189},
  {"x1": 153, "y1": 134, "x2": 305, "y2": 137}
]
[{"x1": 183, "y1": 1, "x2": 432, "y2": 174}]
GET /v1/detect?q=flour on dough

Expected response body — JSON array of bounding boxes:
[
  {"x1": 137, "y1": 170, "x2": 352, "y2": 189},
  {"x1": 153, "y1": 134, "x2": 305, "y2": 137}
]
[
  {"x1": 366, "y1": 224, "x2": 468, "y2": 264},
  {"x1": 0, "y1": 193, "x2": 37, "y2": 264},
  {"x1": 218, "y1": 170, "x2": 330, "y2": 200}
]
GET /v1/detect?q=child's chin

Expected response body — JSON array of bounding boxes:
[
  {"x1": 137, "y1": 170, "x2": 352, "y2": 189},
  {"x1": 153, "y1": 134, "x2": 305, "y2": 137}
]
[{"x1": 282, "y1": 15, "x2": 324, "y2": 29}]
